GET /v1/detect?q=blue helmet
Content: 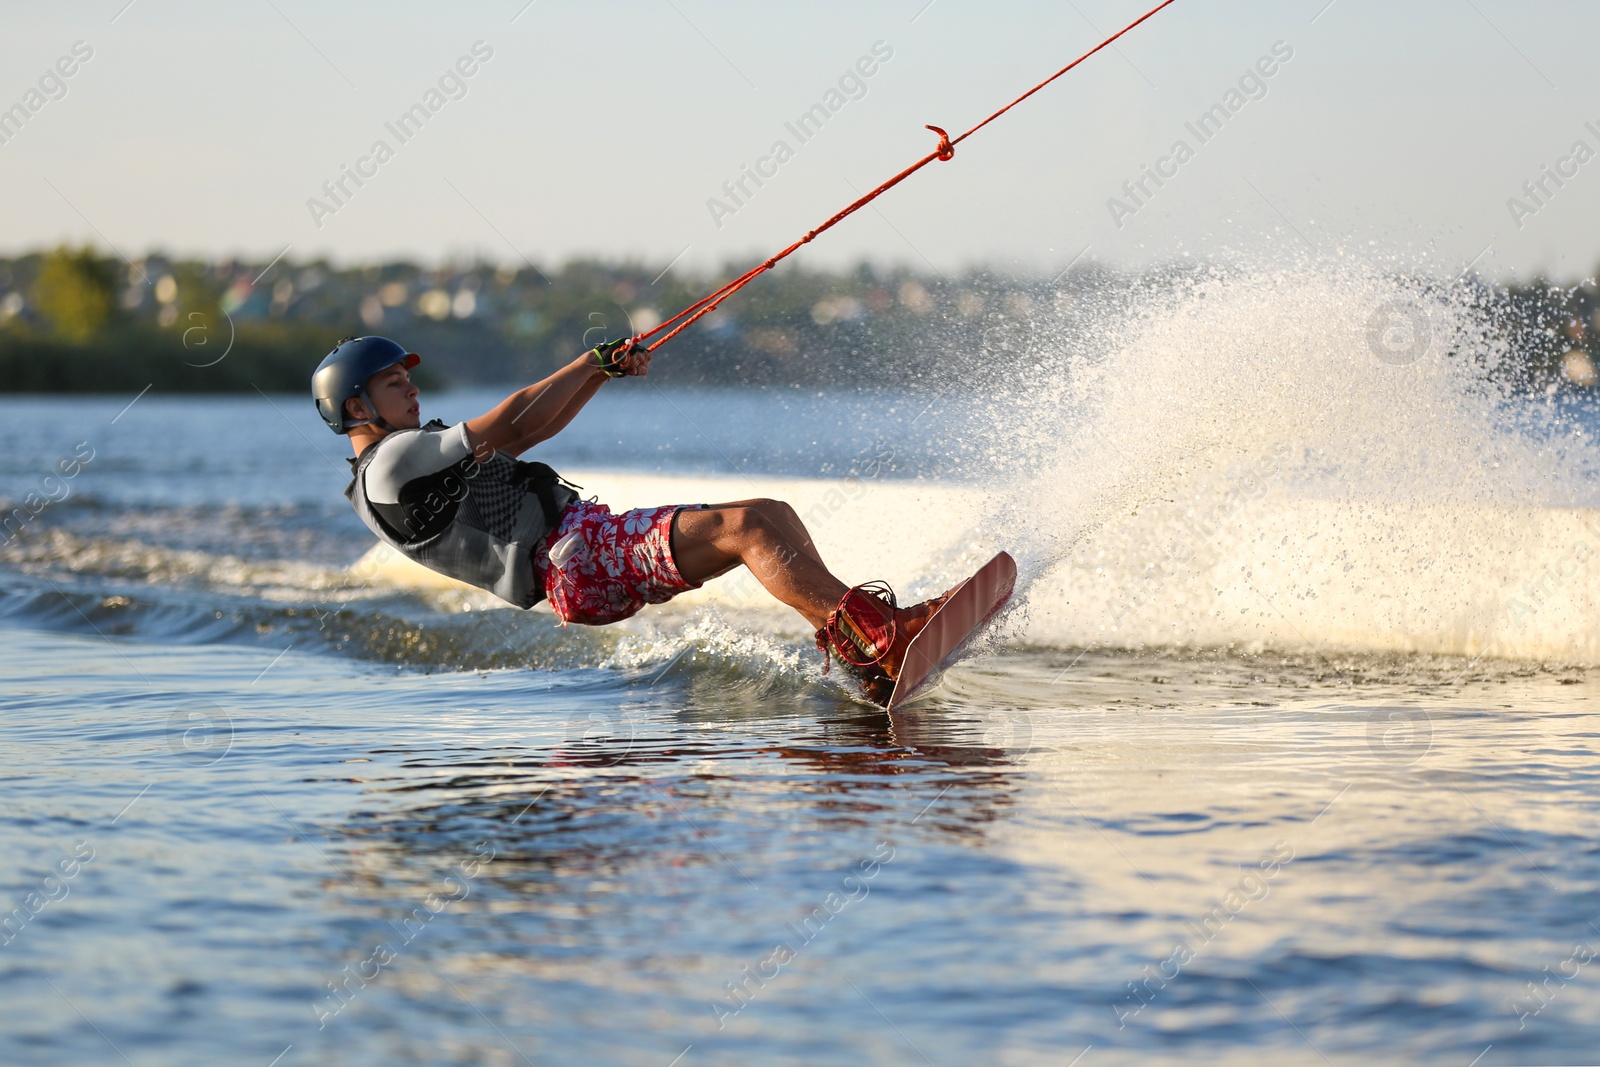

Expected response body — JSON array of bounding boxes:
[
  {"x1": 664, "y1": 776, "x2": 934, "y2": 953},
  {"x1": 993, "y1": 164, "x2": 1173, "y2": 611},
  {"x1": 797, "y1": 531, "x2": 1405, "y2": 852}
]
[{"x1": 311, "y1": 335, "x2": 421, "y2": 434}]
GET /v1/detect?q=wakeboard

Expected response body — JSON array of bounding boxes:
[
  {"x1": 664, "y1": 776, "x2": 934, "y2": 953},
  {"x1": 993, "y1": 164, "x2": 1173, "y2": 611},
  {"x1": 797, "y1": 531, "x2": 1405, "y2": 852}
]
[{"x1": 880, "y1": 551, "x2": 1017, "y2": 710}]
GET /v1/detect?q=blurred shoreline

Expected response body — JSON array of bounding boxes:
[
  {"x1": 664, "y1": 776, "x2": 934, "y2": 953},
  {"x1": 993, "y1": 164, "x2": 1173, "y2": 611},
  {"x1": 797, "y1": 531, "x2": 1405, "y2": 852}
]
[{"x1": 2, "y1": 245, "x2": 1599, "y2": 394}]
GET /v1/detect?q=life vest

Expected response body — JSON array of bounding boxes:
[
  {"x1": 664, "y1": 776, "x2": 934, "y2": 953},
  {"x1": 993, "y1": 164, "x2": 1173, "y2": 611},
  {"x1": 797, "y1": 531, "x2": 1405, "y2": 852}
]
[{"x1": 344, "y1": 421, "x2": 578, "y2": 608}]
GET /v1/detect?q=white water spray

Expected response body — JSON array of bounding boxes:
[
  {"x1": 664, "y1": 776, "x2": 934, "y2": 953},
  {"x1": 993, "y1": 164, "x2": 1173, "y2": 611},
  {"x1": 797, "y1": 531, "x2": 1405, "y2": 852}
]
[{"x1": 981, "y1": 262, "x2": 1600, "y2": 661}]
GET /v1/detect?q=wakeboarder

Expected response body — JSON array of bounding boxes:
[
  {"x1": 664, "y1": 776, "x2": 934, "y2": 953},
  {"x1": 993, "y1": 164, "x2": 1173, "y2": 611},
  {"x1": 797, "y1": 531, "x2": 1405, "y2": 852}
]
[{"x1": 311, "y1": 335, "x2": 947, "y2": 698}]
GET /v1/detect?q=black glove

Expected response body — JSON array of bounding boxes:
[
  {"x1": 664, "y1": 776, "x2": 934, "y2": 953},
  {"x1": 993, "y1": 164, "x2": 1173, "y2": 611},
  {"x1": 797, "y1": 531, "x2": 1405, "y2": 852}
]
[{"x1": 591, "y1": 338, "x2": 637, "y2": 378}]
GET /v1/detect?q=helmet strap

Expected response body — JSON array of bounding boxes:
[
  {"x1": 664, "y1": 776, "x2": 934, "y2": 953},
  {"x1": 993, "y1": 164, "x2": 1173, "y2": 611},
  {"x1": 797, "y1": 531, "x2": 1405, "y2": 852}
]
[
  {"x1": 344, "y1": 416, "x2": 399, "y2": 433},
  {"x1": 344, "y1": 390, "x2": 399, "y2": 434}
]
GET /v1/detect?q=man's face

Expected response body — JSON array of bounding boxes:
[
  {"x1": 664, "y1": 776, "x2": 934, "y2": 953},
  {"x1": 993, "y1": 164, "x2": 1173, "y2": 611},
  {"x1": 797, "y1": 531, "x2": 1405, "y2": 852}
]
[{"x1": 356, "y1": 362, "x2": 420, "y2": 431}]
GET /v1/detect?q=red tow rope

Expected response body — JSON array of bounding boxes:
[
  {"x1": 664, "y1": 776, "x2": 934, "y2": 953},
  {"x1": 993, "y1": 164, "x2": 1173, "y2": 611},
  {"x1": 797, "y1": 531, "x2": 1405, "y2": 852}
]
[{"x1": 628, "y1": 0, "x2": 1182, "y2": 356}]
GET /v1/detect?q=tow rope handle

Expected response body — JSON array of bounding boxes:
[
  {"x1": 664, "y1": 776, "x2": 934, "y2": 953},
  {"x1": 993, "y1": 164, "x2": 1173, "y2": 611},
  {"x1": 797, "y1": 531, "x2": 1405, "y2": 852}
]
[
  {"x1": 590, "y1": 337, "x2": 635, "y2": 378},
  {"x1": 623, "y1": 0, "x2": 1181, "y2": 358}
]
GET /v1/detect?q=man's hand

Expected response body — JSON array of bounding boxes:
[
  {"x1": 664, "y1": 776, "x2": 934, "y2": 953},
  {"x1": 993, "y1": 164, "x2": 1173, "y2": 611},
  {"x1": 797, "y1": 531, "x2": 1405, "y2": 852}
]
[
  {"x1": 621, "y1": 344, "x2": 652, "y2": 376},
  {"x1": 591, "y1": 338, "x2": 652, "y2": 378}
]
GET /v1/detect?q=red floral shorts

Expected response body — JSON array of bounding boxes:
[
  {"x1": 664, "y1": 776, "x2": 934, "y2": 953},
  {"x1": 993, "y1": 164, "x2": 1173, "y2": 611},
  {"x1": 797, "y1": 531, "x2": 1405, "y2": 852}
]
[{"x1": 533, "y1": 500, "x2": 702, "y2": 625}]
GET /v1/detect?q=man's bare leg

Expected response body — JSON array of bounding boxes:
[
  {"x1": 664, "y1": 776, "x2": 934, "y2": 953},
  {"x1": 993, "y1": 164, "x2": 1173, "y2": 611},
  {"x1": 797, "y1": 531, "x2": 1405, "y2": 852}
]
[
  {"x1": 699, "y1": 497, "x2": 829, "y2": 570},
  {"x1": 671, "y1": 500, "x2": 846, "y2": 629}
]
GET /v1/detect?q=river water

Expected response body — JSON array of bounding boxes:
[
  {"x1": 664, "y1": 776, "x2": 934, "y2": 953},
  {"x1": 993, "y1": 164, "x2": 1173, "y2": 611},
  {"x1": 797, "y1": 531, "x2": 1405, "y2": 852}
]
[{"x1": 2, "y1": 265, "x2": 1599, "y2": 1065}]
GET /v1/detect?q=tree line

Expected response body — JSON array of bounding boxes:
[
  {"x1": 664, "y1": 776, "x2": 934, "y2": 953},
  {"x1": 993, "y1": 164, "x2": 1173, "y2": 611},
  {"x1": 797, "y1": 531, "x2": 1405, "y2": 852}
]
[{"x1": 0, "y1": 245, "x2": 1594, "y2": 394}]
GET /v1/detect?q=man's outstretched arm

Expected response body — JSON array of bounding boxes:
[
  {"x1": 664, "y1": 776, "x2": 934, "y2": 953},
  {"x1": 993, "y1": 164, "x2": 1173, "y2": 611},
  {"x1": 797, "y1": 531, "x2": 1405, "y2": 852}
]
[{"x1": 463, "y1": 346, "x2": 649, "y2": 458}]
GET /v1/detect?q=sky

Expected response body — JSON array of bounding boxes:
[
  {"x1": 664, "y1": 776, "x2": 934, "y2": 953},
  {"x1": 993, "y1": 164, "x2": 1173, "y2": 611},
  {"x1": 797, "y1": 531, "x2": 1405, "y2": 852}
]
[{"x1": 3, "y1": 0, "x2": 1600, "y2": 281}]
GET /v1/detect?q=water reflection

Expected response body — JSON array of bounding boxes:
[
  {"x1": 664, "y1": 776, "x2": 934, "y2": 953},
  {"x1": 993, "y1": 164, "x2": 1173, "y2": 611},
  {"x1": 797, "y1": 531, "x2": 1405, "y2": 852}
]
[{"x1": 330, "y1": 700, "x2": 1032, "y2": 903}]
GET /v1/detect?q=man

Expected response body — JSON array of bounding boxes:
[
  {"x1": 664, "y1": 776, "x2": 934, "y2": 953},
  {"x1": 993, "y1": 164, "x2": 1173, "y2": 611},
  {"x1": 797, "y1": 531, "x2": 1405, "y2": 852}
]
[{"x1": 311, "y1": 335, "x2": 942, "y2": 694}]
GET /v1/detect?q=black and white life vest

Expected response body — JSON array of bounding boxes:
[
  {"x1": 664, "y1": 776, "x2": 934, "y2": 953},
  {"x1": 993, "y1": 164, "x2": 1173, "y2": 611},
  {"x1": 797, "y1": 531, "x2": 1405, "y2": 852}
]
[{"x1": 344, "y1": 420, "x2": 578, "y2": 608}]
